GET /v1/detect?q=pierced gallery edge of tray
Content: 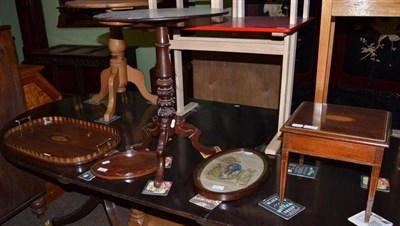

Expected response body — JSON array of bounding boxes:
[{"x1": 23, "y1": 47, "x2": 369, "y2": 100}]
[
  {"x1": 193, "y1": 148, "x2": 271, "y2": 201},
  {"x1": 4, "y1": 116, "x2": 120, "y2": 165},
  {"x1": 91, "y1": 150, "x2": 158, "y2": 180}
]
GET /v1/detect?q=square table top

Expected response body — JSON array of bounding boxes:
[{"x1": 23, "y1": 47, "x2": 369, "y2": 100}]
[{"x1": 281, "y1": 101, "x2": 391, "y2": 147}]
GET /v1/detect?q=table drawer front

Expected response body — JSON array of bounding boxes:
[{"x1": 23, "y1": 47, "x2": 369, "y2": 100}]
[{"x1": 283, "y1": 134, "x2": 384, "y2": 166}]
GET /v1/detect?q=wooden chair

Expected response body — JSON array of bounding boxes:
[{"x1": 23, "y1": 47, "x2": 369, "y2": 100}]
[
  {"x1": 169, "y1": 0, "x2": 313, "y2": 155},
  {"x1": 314, "y1": 0, "x2": 400, "y2": 103}
]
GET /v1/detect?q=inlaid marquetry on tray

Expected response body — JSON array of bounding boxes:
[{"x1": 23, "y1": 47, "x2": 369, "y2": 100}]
[{"x1": 3, "y1": 116, "x2": 120, "y2": 165}]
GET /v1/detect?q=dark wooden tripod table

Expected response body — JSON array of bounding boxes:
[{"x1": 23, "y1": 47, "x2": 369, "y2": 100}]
[{"x1": 95, "y1": 8, "x2": 228, "y2": 188}]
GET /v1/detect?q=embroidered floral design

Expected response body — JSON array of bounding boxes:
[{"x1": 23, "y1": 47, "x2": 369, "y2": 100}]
[{"x1": 358, "y1": 18, "x2": 400, "y2": 63}]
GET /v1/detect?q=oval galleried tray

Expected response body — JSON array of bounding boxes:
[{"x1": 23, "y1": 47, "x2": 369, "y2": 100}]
[
  {"x1": 91, "y1": 150, "x2": 158, "y2": 180},
  {"x1": 4, "y1": 116, "x2": 120, "y2": 165}
]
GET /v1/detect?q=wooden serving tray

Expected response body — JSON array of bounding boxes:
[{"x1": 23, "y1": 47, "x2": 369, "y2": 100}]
[
  {"x1": 91, "y1": 150, "x2": 157, "y2": 180},
  {"x1": 4, "y1": 116, "x2": 120, "y2": 165}
]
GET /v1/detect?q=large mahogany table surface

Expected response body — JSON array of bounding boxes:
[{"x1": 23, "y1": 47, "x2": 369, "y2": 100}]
[{"x1": 1, "y1": 92, "x2": 399, "y2": 226}]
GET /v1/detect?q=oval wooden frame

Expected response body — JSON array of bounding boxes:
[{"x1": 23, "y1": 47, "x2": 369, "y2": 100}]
[{"x1": 193, "y1": 148, "x2": 271, "y2": 201}]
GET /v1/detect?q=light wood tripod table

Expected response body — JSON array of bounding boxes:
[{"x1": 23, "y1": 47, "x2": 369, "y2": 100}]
[
  {"x1": 65, "y1": 0, "x2": 158, "y2": 122},
  {"x1": 279, "y1": 102, "x2": 391, "y2": 223}
]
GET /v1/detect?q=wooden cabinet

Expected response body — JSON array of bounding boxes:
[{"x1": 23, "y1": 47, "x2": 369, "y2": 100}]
[{"x1": 0, "y1": 25, "x2": 46, "y2": 223}]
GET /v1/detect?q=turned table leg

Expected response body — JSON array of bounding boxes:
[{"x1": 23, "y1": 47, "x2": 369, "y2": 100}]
[
  {"x1": 147, "y1": 25, "x2": 220, "y2": 188},
  {"x1": 128, "y1": 209, "x2": 149, "y2": 226},
  {"x1": 91, "y1": 26, "x2": 157, "y2": 122}
]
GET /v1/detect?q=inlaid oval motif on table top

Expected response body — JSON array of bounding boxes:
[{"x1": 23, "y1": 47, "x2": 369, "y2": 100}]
[
  {"x1": 325, "y1": 114, "x2": 354, "y2": 122},
  {"x1": 3, "y1": 116, "x2": 120, "y2": 165}
]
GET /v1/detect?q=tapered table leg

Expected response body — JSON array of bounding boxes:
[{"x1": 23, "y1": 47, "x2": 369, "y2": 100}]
[{"x1": 279, "y1": 144, "x2": 289, "y2": 203}]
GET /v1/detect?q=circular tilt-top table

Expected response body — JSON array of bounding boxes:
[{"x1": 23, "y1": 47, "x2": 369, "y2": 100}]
[
  {"x1": 94, "y1": 8, "x2": 229, "y2": 188},
  {"x1": 65, "y1": 0, "x2": 159, "y2": 122}
]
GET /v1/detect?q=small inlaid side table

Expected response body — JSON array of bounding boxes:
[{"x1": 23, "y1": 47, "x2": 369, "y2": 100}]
[{"x1": 279, "y1": 101, "x2": 391, "y2": 223}]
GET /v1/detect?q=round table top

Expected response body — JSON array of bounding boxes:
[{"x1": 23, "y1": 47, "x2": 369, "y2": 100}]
[
  {"x1": 94, "y1": 8, "x2": 229, "y2": 24},
  {"x1": 65, "y1": 0, "x2": 149, "y2": 9}
]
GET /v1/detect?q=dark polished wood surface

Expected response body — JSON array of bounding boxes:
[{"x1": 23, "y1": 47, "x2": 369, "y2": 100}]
[
  {"x1": 94, "y1": 8, "x2": 229, "y2": 24},
  {"x1": 281, "y1": 102, "x2": 391, "y2": 145},
  {"x1": 1, "y1": 92, "x2": 399, "y2": 226}
]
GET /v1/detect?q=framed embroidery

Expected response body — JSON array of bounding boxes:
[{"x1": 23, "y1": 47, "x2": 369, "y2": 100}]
[{"x1": 193, "y1": 148, "x2": 271, "y2": 201}]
